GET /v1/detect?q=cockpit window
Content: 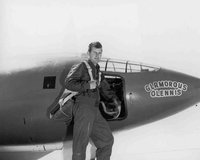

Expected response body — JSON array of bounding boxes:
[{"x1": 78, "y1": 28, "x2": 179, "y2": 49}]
[
  {"x1": 107, "y1": 61, "x2": 126, "y2": 72},
  {"x1": 99, "y1": 58, "x2": 160, "y2": 73},
  {"x1": 99, "y1": 60, "x2": 107, "y2": 71},
  {"x1": 127, "y1": 63, "x2": 141, "y2": 72}
]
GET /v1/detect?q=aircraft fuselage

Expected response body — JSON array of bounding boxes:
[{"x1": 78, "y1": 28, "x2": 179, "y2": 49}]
[{"x1": 0, "y1": 57, "x2": 200, "y2": 146}]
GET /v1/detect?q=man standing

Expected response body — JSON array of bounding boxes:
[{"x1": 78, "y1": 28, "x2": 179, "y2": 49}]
[{"x1": 65, "y1": 42, "x2": 119, "y2": 160}]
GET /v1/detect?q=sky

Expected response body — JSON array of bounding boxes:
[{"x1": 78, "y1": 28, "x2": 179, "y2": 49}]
[{"x1": 1, "y1": 0, "x2": 200, "y2": 159}]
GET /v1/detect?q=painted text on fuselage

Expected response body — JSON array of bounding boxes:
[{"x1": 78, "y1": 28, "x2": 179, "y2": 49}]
[{"x1": 144, "y1": 80, "x2": 188, "y2": 98}]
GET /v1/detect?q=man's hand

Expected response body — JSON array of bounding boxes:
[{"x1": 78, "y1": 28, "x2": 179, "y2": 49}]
[{"x1": 89, "y1": 80, "x2": 97, "y2": 89}]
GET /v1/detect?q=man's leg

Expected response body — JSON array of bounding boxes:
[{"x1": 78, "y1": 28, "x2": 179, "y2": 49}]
[
  {"x1": 91, "y1": 110, "x2": 114, "y2": 160},
  {"x1": 72, "y1": 106, "x2": 96, "y2": 160}
]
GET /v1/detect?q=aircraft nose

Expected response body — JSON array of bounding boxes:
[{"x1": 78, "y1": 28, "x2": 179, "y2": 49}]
[
  {"x1": 151, "y1": 69, "x2": 200, "y2": 110},
  {"x1": 191, "y1": 76, "x2": 200, "y2": 104}
]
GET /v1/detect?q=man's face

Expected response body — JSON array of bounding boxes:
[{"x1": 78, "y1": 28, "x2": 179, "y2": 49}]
[{"x1": 88, "y1": 47, "x2": 102, "y2": 65}]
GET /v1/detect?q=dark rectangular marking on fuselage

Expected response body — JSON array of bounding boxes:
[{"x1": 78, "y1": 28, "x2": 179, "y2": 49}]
[{"x1": 43, "y1": 76, "x2": 56, "y2": 89}]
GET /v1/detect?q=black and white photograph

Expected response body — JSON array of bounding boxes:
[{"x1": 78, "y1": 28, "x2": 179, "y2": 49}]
[{"x1": 1, "y1": 0, "x2": 200, "y2": 160}]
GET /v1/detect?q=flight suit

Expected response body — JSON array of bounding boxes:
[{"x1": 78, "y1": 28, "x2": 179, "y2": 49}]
[{"x1": 65, "y1": 60, "x2": 117, "y2": 160}]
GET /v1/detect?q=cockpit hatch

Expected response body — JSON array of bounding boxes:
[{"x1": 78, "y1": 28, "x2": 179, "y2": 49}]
[{"x1": 99, "y1": 58, "x2": 160, "y2": 73}]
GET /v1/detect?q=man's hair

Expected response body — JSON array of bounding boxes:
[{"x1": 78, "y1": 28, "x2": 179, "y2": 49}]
[{"x1": 88, "y1": 41, "x2": 102, "y2": 53}]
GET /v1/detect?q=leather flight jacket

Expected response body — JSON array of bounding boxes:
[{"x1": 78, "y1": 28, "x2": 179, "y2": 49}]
[{"x1": 65, "y1": 60, "x2": 117, "y2": 106}]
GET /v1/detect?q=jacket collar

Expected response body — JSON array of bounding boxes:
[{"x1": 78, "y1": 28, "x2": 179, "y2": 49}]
[{"x1": 88, "y1": 59, "x2": 100, "y2": 70}]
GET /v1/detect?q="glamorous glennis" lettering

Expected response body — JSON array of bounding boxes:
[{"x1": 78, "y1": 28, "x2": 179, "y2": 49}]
[{"x1": 144, "y1": 80, "x2": 188, "y2": 98}]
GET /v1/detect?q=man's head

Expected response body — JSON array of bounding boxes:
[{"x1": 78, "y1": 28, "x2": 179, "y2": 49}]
[{"x1": 87, "y1": 41, "x2": 102, "y2": 65}]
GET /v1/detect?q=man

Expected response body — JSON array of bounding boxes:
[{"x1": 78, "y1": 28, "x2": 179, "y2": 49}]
[{"x1": 65, "y1": 42, "x2": 119, "y2": 160}]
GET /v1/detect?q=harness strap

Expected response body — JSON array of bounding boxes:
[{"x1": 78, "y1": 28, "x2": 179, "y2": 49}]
[
  {"x1": 83, "y1": 60, "x2": 101, "y2": 86},
  {"x1": 83, "y1": 61, "x2": 94, "y2": 81},
  {"x1": 98, "y1": 72, "x2": 102, "y2": 86}
]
